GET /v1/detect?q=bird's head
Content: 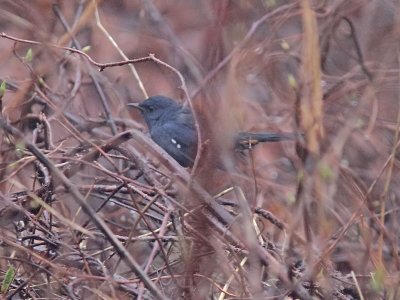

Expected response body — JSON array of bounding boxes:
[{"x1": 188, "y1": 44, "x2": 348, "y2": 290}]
[{"x1": 128, "y1": 95, "x2": 181, "y2": 129}]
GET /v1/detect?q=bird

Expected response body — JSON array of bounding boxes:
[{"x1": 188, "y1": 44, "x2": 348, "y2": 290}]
[
  {"x1": 128, "y1": 95, "x2": 198, "y2": 167},
  {"x1": 128, "y1": 95, "x2": 296, "y2": 167}
]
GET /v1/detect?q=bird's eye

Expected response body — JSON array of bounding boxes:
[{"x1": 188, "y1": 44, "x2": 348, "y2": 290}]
[{"x1": 148, "y1": 105, "x2": 154, "y2": 111}]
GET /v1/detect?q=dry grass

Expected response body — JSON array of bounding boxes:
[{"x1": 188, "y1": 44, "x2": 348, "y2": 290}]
[{"x1": 0, "y1": 0, "x2": 399, "y2": 299}]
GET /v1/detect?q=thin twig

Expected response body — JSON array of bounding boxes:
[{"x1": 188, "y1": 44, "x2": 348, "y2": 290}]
[
  {"x1": 94, "y1": 1, "x2": 148, "y2": 98},
  {"x1": 0, "y1": 117, "x2": 168, "y2": 300}
]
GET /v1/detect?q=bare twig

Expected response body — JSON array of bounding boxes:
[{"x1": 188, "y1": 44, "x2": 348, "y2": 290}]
[{"x1": 0, "y1": 117, "x2": 168, "y2": 300}]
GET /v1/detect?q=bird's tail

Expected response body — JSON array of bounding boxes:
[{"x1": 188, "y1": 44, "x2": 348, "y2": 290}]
[{"x1": 235, "y1": 132, "x2": 299, "y2": 150}]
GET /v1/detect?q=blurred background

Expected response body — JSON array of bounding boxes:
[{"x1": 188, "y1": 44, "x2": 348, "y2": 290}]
[{"x1": 0, "y1": 0, "x2": 399, "y2": 299}]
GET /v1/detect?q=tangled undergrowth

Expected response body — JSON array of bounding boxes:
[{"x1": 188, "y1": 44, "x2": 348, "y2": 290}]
[{"x1": 0, "y1": 1, "x2": 399, "y2": 299}]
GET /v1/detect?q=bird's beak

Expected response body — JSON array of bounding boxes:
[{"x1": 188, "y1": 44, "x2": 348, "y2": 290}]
[{"x1": 127, "y1": 102, "x2": 143, "y2": 112}]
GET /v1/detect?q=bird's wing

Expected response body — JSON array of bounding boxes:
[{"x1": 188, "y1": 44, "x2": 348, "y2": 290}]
[
  {"x1": 150, "y1": 122, "x2": 197, "y2": 167},
  {"x1": 161, "y1": 120, "x2": 197, "y2": 148}
]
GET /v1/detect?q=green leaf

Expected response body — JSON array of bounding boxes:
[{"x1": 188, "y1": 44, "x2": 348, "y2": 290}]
[
  {"x1": 82, "y1": 45, "x2": 91, "y2": 53},
  {"x1": 264, "y1": 0, "x2": 276, "y2": 7},
  {"x1": 38, "y1": 77, "x2": 45, "y2": 86},
  {"x1": 0, "y1": 80, "x2": 6, "y2": 97},
  {"x1": 288, "y1": 74, "x2": 297, "y2": 89},
  {"x1": 318, "y1": 162, "x2": 334, "y2": 181},
  {"x1": 15, "y1": 141, "x2": 26, "y2": 157},
  {"x1": 297, "y1": 170, "x2": 304, "y2": 181},
  {"x1": 1, "y1": 265, "x2": 15, "y2": 293},
  {"x1": 371, "y1": 267, "x2": 385, "y2": 292},
  {"x1": 25, "y1": 48, "x2": 33, "y2": 63}
]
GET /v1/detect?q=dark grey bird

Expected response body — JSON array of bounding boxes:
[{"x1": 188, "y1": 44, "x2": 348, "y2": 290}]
[
  {"x1": 128, "y1": 95, "x2": 198, "y2": 167},
  {"x1": 128, "y1": 95, "x2": 296, "y2": 167}
]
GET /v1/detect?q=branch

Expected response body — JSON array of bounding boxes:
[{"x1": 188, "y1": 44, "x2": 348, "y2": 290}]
[{"x1": 0, "y1": 117, "x2": 168, "y2": 300}]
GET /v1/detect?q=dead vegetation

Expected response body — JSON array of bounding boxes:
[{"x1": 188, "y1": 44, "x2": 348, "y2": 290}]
[{"x1": 0, "y1": 1, "x2": 399, "y2": 299}]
